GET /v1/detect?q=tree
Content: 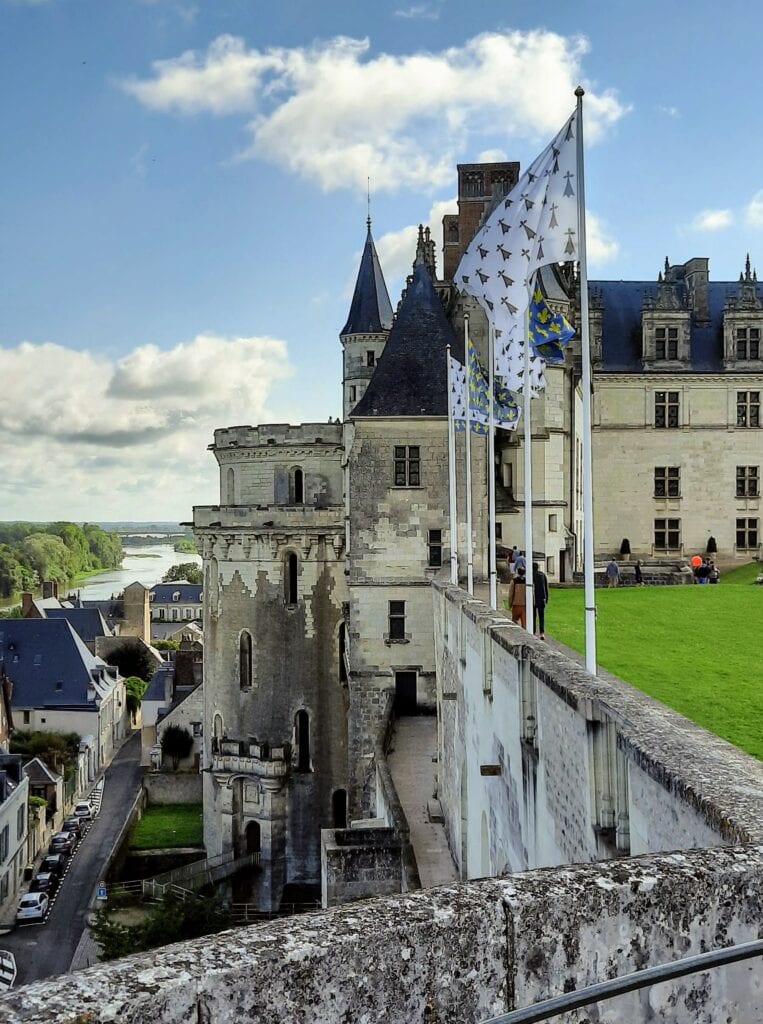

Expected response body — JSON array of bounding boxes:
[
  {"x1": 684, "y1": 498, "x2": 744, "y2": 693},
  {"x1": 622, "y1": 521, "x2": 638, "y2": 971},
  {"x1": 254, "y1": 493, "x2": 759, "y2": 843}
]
[
  {"x1": 161, "y1": 725, "x2": 194, "y2": 770},
  {"x1": 104, "y1": 643, "x2": 155, "y2": 683},
  {"x1": 162, "y1": 563, "x2": 202, "y2": 585},
  {"x1": 20, "y1": 533, "x2": 75, "y2": 583},
  {"x1": 11, "y1": 730, "x2": 81, "y2": 777},
  {"x1": 125, "y1": 676, "x2": 148, "y2": 720},
  {"x1": 92, "y1": 894, "x2": 230, "y2": 962}
]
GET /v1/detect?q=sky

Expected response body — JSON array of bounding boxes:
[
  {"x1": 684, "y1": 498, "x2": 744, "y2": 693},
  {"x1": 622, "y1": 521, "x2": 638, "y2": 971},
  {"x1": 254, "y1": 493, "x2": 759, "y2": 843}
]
[{"x1": 3, "y1": 0, "x2": 763, "y2": 521}]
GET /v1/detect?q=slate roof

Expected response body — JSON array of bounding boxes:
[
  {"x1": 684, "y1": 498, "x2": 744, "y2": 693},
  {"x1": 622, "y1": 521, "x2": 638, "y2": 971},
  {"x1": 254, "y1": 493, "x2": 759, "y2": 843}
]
[
  {"x1": 592, "y1": 279, "x2": 747, "y2": 373},
  {"x1": 144, "y1": 662, "x2": 174, "y2": 704},
  {"x1": 79, "y1": 598, "x2": 124, "y2": 632},
  {"x1": 150, "y1": 583, "x2": 203, "y2": 604},
  {"x1": 352, "y1": 261, "x2": 460, "y2": 418},
  {"x1": 23, "y1": 755, "x2": 61, "y2": 785},
  {"x1": 45, "y1": 607, "x2": 112, "y2": 644},
  {"x1": 341, "y1": 223, "x2": 394, "y2": 336},
  {"x1": 0, "y1": 619, "x2": 118, "y2": 710}
]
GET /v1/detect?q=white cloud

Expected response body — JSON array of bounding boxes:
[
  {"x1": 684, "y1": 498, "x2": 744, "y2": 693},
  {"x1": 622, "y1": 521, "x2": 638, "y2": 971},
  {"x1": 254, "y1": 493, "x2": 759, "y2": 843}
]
[
  {"x1": 658, "y1": 105, "x2": 679, "y2": 117},
  {"x1": 585, "y1": 212, "x2": 619, "y2": 267},
  {"x1": 690, "y1": 208, "x2": 733, "y2": 232},
  {"x1": 746, "y1": 190, "x2": 763, "y2": 228},
  {"x1": 393, "y1": 3, "x2": 442, "y2": 19},
  {"x1": 0, "y1": 334, "x2": 293, "y2": 519},
  {"x1": 122, "y1": 31, "x2": 629, "y2": 194}
]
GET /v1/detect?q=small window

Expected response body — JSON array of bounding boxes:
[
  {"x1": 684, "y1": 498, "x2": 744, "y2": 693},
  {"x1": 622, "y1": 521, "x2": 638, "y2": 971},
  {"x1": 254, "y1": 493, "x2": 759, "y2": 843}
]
[
  {"x1": 546, "y1": 555, "x2": 555, "y2": 575},
  {"x1": 393, "y1": 445, "x2": 420, "y2": 486},
  {"x1": 428, "y1": 529, "x2": 442, "y2": 567},
  {"x1": 192, "y1": 722, "x2": 202, "y2": 738},
  {"x1": 366, "y1": 350, "x2": 375, "y2": 367},
  {"x1": 239, "y1": 631, "x2": 252, "y2": 689},
  {"x1": 349, "y1": 385, "x2": 357, "y2": 403},
  {"x1": 332, "y1": 789, "x2": 347, "y2": 828},
  {"x1": 654, "y1": 466, "x2": 680, "y2": 497},
  {"x1": 655, "y1": 391, "x2": 680, "y2": 428},
  {"x1": 736, "y1": 518, "x2": 759, "y2": 549},
  {"x1": 295, "y1": 710, "x2": 310, "y2": 772},
  {"x1": 172, "y1": 592, "x2": 180, "y2": 602},
  {"x1": 227, "y1": 467, "x2": 236, "y2": 504},
  {"x1": 736, "y1": 466, "x2": 759, "y2": 498},
  {"x1": 388, "y1": 600, "x2": 406, "y2": 640},
  {"x1": 737, "y1": 391, "x2": 761, "y2": 428},
  {"x1": 548, "y1": 514, "x2": 558, "y2": 531},
  {"x1": 286, "y1": 553, "x2": 298, "y2": 605},
  {"x1": 184, "y1": 608, "x2": 193, "y2": 620},
  {"x1": 17, "y1": 804, "x2": 25, "y2": 841},
  {"x1": 293, "y1": 468, "x2": 304, "y2": 504},
  {"x1": 495, "y1": 522, "x2": 503, "y2": 540},
  {"x1": 22, "y1": 711, "x2": 30, "y2": 725},
  {"x1": 55, "y1": 680, "x2": 63, "y2": 692},
  {"x1": 654, "y1": 518, "x2": 681, "y2": 550},
  {"x1": 0, "y1": 825, "x2": 8, "y2": 862}
]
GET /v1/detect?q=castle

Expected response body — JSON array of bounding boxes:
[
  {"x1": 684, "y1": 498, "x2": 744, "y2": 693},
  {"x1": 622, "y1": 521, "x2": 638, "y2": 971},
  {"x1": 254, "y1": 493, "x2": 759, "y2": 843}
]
[{"x1": 192, "y1": 159, "x2": 763, "y2": 911}]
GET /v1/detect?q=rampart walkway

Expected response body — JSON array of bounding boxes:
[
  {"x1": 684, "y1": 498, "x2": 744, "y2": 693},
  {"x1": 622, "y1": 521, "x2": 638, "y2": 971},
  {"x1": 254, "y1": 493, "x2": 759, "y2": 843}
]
[{"x1": 386, "y1": 716, "x2": 458, "y2": 888}]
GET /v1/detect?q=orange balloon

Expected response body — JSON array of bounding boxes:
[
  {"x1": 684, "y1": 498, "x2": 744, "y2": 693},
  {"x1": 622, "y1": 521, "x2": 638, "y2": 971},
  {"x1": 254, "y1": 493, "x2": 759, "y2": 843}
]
[{"x1": 691, "y1": 555, "x2": 702, "y2": 568}]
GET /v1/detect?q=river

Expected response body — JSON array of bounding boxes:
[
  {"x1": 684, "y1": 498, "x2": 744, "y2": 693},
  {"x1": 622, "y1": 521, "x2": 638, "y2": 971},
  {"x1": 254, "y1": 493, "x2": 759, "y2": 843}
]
[{"x1": 70, "y1": 543, "x2": 202, "y2": 601}]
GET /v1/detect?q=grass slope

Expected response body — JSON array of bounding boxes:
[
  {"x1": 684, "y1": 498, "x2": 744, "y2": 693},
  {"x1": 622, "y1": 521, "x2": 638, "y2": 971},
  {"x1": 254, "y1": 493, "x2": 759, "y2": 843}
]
[
  {"x1": 548, "y1": 565, "x2": 763, "y2": 760},
  {"x1": 130, "y1": 803, "x2": 204, "y2": 850}
]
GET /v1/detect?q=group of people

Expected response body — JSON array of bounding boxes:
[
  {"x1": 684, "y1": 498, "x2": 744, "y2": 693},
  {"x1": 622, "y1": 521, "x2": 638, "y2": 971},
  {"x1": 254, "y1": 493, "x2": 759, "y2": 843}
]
[
  {"x1": 505, "y1": 547, "x2": 549, "y2": 639},
  {"x1": 606, "y1": 558, "x2": 645, "y2": 587},
  {"x1": 694, "y1": 559, "x2": 720, "y2": 584}
]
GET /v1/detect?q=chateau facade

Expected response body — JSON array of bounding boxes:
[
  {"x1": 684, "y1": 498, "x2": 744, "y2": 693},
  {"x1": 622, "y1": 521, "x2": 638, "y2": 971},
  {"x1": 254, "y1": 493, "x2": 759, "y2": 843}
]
[{"x1": 193, "y1": 159, "x2": 762, "y2": 909}]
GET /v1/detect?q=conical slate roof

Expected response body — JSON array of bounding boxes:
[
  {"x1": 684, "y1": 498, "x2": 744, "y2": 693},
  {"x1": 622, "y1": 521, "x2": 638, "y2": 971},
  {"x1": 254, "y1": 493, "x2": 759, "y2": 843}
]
[
  {"x1": 341, "y1": 222, "x2": 394, "y2": 336},
  {"x1": 352, "y1": 260, "x2": 459, "y2": 418}
]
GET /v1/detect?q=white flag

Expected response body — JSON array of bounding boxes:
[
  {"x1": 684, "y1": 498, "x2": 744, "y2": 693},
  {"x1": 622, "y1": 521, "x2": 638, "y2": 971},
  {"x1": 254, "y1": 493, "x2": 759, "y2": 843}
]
[{"x1": 456, "y1": 108, "x2": 579, "y2": 393}]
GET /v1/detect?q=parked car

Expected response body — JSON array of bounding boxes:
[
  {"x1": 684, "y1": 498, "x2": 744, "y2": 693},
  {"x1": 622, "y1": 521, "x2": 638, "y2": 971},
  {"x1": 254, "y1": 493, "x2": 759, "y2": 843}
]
[
  {"x1": 48, "y1": 832, "x2": 77, "y2": 857},
  {"x1": 16, "y1": 892, "x2": 48, "y2": 923},
  {"x1": 29, "y1": 872, "x2": 59, "y2": 896},
  {"x1": 73, "y1": 800, "x2": 94, "y2": 821},
  {"x1": 40, "y1": 854, "x2": 66, "y2": 877},
  {"x1": 62, "y1": 817, "x2": 83, "y2": 838}
]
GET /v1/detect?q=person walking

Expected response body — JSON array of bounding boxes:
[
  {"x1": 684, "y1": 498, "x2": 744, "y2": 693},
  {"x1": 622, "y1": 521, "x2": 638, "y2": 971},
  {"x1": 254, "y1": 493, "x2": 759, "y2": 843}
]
[
  {"x1": 606, "y1": 557, "x2": 620, "y2": 588},
  {"x1": 514, "y1": 550, "x2": 527, "y2": 574},
  {"x1": 634, "y1": 559, "x2": 644, "y2": 586},
  {"x1": 532, "y1": 561, "x2": 549, "y2": 639},
  {"x1": 507, "y1": 566, "x2": 527, "y2": 628}
]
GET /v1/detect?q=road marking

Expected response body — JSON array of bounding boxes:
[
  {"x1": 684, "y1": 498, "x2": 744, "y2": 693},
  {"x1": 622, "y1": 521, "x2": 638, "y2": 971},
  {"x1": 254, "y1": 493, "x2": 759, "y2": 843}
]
[{"x1": 0, "y1": 950, "x2": 16, "y2": 990}]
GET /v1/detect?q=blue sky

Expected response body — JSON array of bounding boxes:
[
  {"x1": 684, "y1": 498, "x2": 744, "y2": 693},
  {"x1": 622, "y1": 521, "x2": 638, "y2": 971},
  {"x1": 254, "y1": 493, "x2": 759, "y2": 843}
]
[{"x1": 2, "y1": 0, "x2": 762, "y2": 520}]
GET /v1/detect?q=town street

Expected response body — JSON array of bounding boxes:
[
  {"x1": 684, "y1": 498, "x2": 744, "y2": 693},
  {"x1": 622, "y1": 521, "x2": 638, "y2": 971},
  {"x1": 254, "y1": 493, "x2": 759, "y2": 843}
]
[{"x1": 2, "y1": 731, "x2": 142, "y2": 987}]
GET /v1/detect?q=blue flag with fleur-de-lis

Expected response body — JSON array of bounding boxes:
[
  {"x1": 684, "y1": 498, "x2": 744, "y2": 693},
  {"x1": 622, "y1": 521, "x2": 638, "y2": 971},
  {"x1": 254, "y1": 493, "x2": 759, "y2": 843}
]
[
  {"x1": 449, "y1": 340, "x2": 519, "y2": 433},
  {"x1": 528, "y1": 284, "x2": 576, "y2": 365}
]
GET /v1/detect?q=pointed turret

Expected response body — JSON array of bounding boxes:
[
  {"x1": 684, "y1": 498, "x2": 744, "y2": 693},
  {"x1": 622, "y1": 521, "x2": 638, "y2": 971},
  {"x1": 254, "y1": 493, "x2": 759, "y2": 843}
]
[
  {"x1": 341, "y1": 221, "x2": 393, "y2": 336},
  {"x1": 351, "y1": 260, "x2": 458, "y2": 418},
  {"x1": 341, "y1": 220, "x2": 394, "y2": 420}
]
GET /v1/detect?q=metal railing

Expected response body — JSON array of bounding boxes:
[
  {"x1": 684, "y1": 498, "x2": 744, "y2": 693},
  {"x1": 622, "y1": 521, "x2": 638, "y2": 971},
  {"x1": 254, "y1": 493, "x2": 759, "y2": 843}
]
[{"x1": 482, "y1": 938, "x2": 763, "y2": 1024}]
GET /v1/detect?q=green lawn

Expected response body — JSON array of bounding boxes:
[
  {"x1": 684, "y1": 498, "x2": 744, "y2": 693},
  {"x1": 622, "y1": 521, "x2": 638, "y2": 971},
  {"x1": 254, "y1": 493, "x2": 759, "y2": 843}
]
[
  {"x1": 130, "y1": 803, "x2": 204, "y2": 850},
  {"x1": 547, "y1": 564, "x2": 763, "y2": 760}
]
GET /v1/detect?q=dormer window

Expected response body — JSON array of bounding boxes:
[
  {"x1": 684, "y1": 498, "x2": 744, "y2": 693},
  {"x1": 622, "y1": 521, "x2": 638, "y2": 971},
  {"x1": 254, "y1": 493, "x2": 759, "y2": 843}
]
[
  {"x1": 736, "y1": 327, "x2": 760, "y2": 361},
  {"x1": 655, "y1": 326, "x2": 678, "y2": 361},
  {"x1": 172, "y1": 591, "x2": 180, "y2": 602}
]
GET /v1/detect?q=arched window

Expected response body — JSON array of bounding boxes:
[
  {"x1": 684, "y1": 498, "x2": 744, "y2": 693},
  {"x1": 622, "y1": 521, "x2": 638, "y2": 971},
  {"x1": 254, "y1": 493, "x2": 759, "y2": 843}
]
[
  {"x1": 292, "y1": 467, "x2": 304, "y2": 504},
  {"x1": 227, "y1": 467, "x2": 235, "y2": 504},
  {"x1": 286, "y1": 552, "x2": 298, "y2": 605},
  {"x1": 332, "y1": 789, "x2": 347, "y2": 828},
  {"x1": 239, "y1": 631, "x2": 252, "y2": 689},
  {"x1": 213, "y1": 713, "x2": 223, "y2": 753},
  {"x1": 295, "y1": 710, "x2": 310, "y2": 772}
]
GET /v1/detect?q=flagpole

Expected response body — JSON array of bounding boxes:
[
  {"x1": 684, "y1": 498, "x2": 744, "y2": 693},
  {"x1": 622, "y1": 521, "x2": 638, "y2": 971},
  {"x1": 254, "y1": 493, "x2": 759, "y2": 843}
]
[
  {"x1": 576, "y1": 85, "x2": 598, "y2": 675},
  {"x1": 464, "y1": 314, "x2": 474, "y2": 595},
  {"x1": 446, "y1": 344, "x2": 459, "y2": 586},
  {"x1": 523, "y1": 309, "x2": 534, "y2": 632},
  {"x1": 488, "y1": 324, "x2": 497, "y2": 608}
]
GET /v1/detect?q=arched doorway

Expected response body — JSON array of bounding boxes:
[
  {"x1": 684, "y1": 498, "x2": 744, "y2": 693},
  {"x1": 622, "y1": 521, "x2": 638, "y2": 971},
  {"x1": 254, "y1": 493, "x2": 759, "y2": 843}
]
[{"x1": 245, "y1": 821, "x2": 261, "y2": 855}]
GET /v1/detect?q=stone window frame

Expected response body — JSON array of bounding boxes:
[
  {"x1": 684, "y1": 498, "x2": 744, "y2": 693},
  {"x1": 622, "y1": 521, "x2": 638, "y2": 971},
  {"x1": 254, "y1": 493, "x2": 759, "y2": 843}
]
[
  {"x1": 238, "y1": 629, "x2": 253, "y2": 690},
  {"x1": 654, "y1": 517, "x2": 681, "y2": 551},
  {"x1": 387, "y1": 600, "x2": 407, "y2": 643},
  {"x1": 349, "y1": 385, "x2": 357, "y2": 404},
  {"x1": 393, "y1": 445, "x2": 421, "y2": 487},
  {"x1": 736, "y1": 466, "x2": 759, "y2": 498},
  {"x1": 654, "y1": 466, "x2": 680, "y2": 498},
  {"x1": 294, "y1": 710, "x2": 311, "y2": 773},
  {"x1": 654, "y1": 390, "x2": 680, "y2": 429},
  {"x1": 735, "y1": 326, "x2": 761, "y2": 361},
  {"x1": 736, "y1": 391, "x2": 761, "y2": 428},
  {"x1": 366, "y1": 350, "x2": 375, "y2": 367},
  {"x1": 284, "y1": 550, "x2": 299, "y2": 606},
  {"x1": 736, "y1": 517, "x2": 759, "y2": 550},
  {"x1": 654, "y1": 326, "x2": 679, "y2": 361},
  {"x1": 427, "y1": 529, "x2": 443, "y2": 568}
]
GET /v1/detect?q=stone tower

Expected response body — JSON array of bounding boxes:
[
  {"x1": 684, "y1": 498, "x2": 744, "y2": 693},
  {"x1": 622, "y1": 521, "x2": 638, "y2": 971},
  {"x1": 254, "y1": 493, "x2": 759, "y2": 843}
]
[
  {"x1": 344, "y1": 259, "x2": 487, "y2": 812},
  {"x1": 340, "y1": 219, "x2": 393, "y2": 420},
  {"x1": 194, "y1": 422, "x2": 348, "y2": 910}
]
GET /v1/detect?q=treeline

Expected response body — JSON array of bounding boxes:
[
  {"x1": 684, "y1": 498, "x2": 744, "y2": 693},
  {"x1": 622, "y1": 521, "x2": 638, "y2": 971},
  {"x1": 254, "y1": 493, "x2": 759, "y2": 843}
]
[{"x1": 0, "y1": 522, "x2": 123, "y2": 598}]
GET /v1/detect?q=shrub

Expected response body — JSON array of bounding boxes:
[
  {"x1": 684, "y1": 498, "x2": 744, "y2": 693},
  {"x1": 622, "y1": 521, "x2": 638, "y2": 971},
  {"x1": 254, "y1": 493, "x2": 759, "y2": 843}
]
[
  {"x1": 707, "y1": 536, "x2": 718, "y2": 554},
  {"x1": 161, "y1": 725, "x2": 194, "y2": 770}
]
